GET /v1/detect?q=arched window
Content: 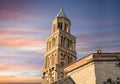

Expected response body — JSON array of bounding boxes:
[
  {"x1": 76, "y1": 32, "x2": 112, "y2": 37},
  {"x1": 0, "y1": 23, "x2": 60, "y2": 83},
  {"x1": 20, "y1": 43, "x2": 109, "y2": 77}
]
[
  {"x1": 61, "y1": 62, "x2": 64, "y2": 67},
  {"x1": 58, "y1": 22, "x2": 62, "y2": 30},
  {"x1": 61, "y1": 53, "x2": 64, "y2": 60},
  {"x1": 63, "y1": 37, "x2": 65, "y2": 47},
  {"x1": 42, "y1": 72, "x2": 45, "y2": 78},
  {"x1": 70, "y1": 40, "x2": 73, "y2": 50},
  {"x1": 66, "y1": 24, "x2": 69, "y2": 33},
  {"x1": 64, "y1": 23, "x2": 68, "y2": 32},
  {"x1": 67, "y1": 39, "x2": 70, "y2": 48},
  {"x1": 61, "y1": 36, "x2": 63, "y2": 46},
  {"x1": 61, "y1": 72, "x2": 64, "y2": 78}
]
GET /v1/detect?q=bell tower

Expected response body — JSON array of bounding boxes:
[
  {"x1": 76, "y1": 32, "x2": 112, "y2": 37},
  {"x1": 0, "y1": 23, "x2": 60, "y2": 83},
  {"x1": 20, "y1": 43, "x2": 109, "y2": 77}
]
[{"x1": 42, "y1": 8, "x2": 77, "y2": 84}]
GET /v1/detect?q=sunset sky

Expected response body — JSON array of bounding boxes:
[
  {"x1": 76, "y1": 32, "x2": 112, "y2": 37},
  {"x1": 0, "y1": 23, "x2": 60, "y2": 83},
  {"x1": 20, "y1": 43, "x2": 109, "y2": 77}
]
[{"x1": 0, "y1": 0, "x2": 120, "y2": 83}]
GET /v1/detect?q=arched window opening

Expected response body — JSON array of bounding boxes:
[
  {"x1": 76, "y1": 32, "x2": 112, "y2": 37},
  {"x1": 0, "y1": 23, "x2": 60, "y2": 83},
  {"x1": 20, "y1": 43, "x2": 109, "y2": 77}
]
[
  {"x1": 61, "y1": 53, "x2": 64, "y2": 60},
  {"x1": 61, "y1": 72, "x2": 64, "y2": 78},
  {"x1": 66, "y1": 24, "x2": 69, "y2": 33},
  {"x1": 67, "y1": 39, "x2": 70, "y2": 48},
  {"x1": 42, "y1": 72, "x2": 45, "y2": 78},
  {"x1": 61, "y1": 62, "x2": 64, "y2": 67},
  {"x1": 61, "y1": 36, "x2": 63, "y2": 46},
  {"x1": 58, "y1": 22, "x2": 62, "y2": 30},
  {"x1": 63, "y1": 37, "x2": 65, "y2": 47},
  {"x1": 64, "y1": 23, "x2": 68, "y2": 32},
  {"x1": 70, "y1": 40, "x2": 73, "y2": 50}
]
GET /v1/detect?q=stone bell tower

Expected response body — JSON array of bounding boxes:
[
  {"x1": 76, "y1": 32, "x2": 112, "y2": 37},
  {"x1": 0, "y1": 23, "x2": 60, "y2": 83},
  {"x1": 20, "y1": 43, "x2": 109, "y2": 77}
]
[{"x1": 42, "y1": 8, "x2": 77, "y2": 84}]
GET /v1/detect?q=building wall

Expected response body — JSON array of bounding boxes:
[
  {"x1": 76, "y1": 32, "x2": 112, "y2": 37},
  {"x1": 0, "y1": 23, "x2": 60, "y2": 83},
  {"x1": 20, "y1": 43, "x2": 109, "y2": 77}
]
[
  {"x1": 67, "y1": 62, "x2": 96, "y2": 84},
  {"x1": 94, "y1": 60, "x2": 120, "y2": 84}
]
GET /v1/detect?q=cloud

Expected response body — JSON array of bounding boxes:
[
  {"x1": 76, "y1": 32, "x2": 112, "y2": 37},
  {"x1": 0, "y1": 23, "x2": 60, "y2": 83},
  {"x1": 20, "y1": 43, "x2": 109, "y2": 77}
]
[
  {"x1": 75, "y1": 27, "x2": 120, "y2": 58},
  {"x1": 0, "y1": 76, "x2": 41, "y2": 83},
  {"x1": 0, "y1": 65, "x2": 10, "y2": 71},
  {"x1": 0, "y1": 62, "x2": 43, "y2": 71},
  {"x1": 0, "y1": 38, "x2": 45, "y2": 47},
  {"x1": 0, "y1": 8, "x2": 31, "y2": 23},
  {"x1": 0, "y1": 27, "x2": 48, "y2": 48},
  {"x1": 76, "y1": 28, "x2": 120, "y2": 45},
  {"x1": 0, "y1": 6, "x2": 51, "y2": 25},
  {"x1": 0, "y1": 26, "x2": 45, "y2": 81},
  {"x1": 0, "y1": 27, "x2": 49, "y2": 33}
]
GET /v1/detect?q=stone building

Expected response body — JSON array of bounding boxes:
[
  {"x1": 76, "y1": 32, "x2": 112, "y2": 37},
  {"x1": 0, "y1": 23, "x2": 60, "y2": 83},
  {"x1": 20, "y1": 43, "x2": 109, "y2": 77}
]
[
  {"x1": 42, "y1": 8, "x2": 120, "y2": 84},
  {"x1": 64, "y1": 53, "x2": 120, "y2": 84},
  {"x1": 42, "y1": 8, "x2": 77, "y2": 84}
]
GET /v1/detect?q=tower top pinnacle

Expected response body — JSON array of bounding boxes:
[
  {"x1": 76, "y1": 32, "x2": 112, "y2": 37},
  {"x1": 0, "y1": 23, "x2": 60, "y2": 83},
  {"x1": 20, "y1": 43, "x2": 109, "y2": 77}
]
[{"x1": 56, "y1": 8, "x2": 68, "y2": 18}]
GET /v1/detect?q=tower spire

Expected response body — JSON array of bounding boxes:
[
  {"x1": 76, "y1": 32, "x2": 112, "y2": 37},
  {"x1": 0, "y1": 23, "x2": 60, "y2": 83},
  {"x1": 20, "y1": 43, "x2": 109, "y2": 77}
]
[{"x1": 56, "y1": 8, "x2": 68, "y2": 18}]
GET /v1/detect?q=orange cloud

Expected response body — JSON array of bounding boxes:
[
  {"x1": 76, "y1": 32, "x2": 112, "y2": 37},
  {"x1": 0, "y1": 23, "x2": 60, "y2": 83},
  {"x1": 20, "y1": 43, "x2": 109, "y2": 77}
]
[
  {"x1": 0, "y1": 27, "x2": 49, "y2": 33},
  {"x1": 0, "y1": 27, "x2": 48, "y2": 48},
  {"x1": 0, "y1": 63, "x2": 43, "y2": 72},
  {"x1": 0, "y1": 37, "x2": 45, "y2": 47},
  {"x1": 0, "y1": 76, "x2": 41, "y2": 83},
  {"x1": 0, "y1": 65, "x2": 10, "y2": 71}
]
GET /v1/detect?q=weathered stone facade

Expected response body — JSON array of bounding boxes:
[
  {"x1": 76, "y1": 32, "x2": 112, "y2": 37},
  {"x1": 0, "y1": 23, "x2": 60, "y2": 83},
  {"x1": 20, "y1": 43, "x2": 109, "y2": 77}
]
[
  {"x1": 42, "y1": 8, "x2": 120, "y2": 84},
  {"x1": 65, "y1": 53, "x2": 120, "y2": 84},
  {"x1": 42, "y1": 8, "x2": 77, "y2": 84}
]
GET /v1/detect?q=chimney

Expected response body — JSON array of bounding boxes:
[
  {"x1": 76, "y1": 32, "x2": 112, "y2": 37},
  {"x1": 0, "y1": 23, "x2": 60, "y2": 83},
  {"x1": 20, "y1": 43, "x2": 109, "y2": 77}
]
[{"x1": 96, "y1": 49, "x2": 102, "y2": 54}]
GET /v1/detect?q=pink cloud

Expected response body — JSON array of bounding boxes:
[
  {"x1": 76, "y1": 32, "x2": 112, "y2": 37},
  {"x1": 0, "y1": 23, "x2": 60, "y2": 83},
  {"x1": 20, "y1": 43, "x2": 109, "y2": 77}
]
[
  {"x1": 0, "y1": 76, "x2": 41, "y2": 83},
  {"x1": 0, "y1": 27, "x2": 50, "y2": 34},
  {"x1": 0, "y1": 62, "x2": 43, "y2": 72},
  {"x1": 0, "y1": 27, "x2": 48, "y2": 48},
  {"x1": 0, "y1": 8, "x2": 49, "y2": 24},
  {"x1": 0, "y1": 38, "x2": 44, "y2": 47},
  {"x1": 0, "y1": 9, "x2": 26, "y2": 22}
]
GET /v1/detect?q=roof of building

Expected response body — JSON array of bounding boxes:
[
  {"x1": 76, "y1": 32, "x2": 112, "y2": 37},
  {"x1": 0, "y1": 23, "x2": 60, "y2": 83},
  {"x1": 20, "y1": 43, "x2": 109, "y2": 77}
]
[
  {"x1": 64, "y1": 53, "x2": 120, "y2": 73},
  {"x1": 56, "y1": 8, "x2": 68, "y2": 18}
]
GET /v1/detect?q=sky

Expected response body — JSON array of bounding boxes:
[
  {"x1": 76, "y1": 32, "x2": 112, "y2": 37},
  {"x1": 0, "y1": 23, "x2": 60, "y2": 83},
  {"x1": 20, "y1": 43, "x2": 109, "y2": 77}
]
[{"x1": 0, "y1": 0, "x2": 120, "y2": 83}]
